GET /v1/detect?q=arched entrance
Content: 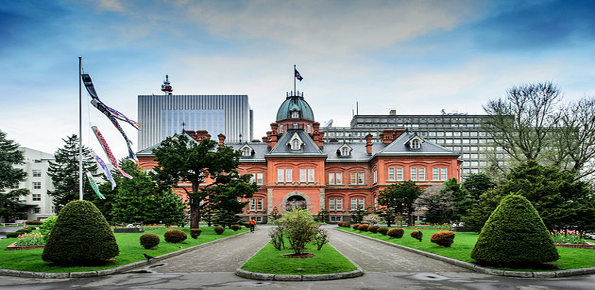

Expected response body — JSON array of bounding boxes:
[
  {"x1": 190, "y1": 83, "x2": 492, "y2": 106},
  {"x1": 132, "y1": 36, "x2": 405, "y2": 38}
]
[
  {"x1": 281, "y1": 191, "x2": 312, "y2": 212},
  {"x1": 285, "y1": 195, "x2": 307, "y2": 211}
]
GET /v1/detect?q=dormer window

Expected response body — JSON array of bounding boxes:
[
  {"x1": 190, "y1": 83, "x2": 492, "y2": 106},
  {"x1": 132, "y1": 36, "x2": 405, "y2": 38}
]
[
  {"x1": 411, "y1": 139, "x2": 421, "y2": 149},
  {"x1": 337, "y1": 143, "x2": 353, "y2": 156},
  {"x1": 239, "y1": 144, "x2": 254, "y2": 156},
  {"x1": 280, "y1": 124, "x2": 284, "y2": 133},
  {"x1": 293, "y1": 123, "x2": 298, "y2": 129},
  {"x1": 406, "y1": 136, "x2": 424, "y2": 150},
  {"x1": 288, "y1": 132, "x2": 304, "y2": 151},
  {"x1": 291, "y1": 110, "x2": 300, "y2": 118}
]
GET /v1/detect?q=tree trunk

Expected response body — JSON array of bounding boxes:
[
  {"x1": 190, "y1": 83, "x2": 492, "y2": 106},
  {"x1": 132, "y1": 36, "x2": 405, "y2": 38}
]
[{"x1": 190, "y1": 198, "x2": 200, "y2": 228}]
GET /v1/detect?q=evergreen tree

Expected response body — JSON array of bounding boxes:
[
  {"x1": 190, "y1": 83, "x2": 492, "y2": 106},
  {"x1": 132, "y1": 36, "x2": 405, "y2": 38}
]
[
  {"x1": 414, "y1": 190, "x2": 456, "y2": 224},
  {"x1": 471, "y1": 194, "x2": 559, "y2": 266},
  {"x1": 378, "y1": 180, "x2": 425, "y2": 226},
  {"x1": 111, "y1": 160, "x2": 186, "y2": 225},
  {"x1": 463, "y1": 161, "x2": 595, "y2": 232},
  {"x1": 47, "y1": 135, "x2": 97, "y2": 212},
  {"x1": 152, "y1": 134, "x2": 258, "y2": 228},
  {"x1": 0, "y1": 131, "x2": 29, "y2": 222}
]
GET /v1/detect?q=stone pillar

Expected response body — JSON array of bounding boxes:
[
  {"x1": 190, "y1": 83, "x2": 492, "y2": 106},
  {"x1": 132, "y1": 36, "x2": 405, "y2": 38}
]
[
  {"x1": 267, "y1": 188, "x2": 274, "y2": 214},
  {"x1": 319, "y1": 188, "x2": 326, "y2": 210}
]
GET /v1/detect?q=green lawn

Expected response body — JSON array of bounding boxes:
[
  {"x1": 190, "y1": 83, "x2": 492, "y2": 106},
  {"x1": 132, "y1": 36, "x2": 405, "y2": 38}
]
[
  {"x1": 241, "y1": 241, "x2": 357, "y2": 275},
  {"x1": 0, "y1": 227, "x2": 247, "y2": 273},
  {"x1": 341, "y1": 227, "x2": 595, "y2": 271}
]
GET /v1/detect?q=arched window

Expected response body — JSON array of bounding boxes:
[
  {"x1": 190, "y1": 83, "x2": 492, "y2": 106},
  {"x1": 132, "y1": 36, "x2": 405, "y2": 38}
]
[
  {"x1": 341, "y1": 147, "x2": 349, "y2": 156},
  {"x1": 242, "y1": 147, "x2": 251, "y2": 156},
  {"x1": 291, "y1": 139, "x2": 301, "y2": 150},
  {"x1": 411, "y1": 139, "x2": 421, "y2": 149}
]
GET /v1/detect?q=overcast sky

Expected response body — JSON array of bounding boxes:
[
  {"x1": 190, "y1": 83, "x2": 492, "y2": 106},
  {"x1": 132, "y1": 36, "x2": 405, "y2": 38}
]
[{"x1": 2, "y1": 0, "x2": 595, "y2": 159}]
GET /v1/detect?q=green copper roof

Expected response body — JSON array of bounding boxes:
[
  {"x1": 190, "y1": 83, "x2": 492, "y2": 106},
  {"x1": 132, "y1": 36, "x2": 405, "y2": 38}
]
[{"x1": 276, "y1": 94, "x2": 315, "y2": 121}]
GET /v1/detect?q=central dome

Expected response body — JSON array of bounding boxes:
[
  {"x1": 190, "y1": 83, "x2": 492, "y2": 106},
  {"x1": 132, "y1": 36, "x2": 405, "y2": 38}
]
[{"x1": 276, "y1": 92, "x2": 315, "y2": 121}]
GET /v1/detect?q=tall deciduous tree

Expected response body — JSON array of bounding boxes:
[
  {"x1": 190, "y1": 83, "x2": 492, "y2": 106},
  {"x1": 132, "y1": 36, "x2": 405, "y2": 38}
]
[
  {"x1": 378, "y1": 180, "x2": 425, "y2": 226},
  {"x1": 0, "y1": 131, "x2": 29, "y2": 222},
  {"x1": 483, "y1": 81, "x2": 561, "y2": 165},
  {"x1": 47, "y1": 135, "x2": 97, "y2": 212},
  {"x1": 111, "y1": 160, "x2": 186, "y2": 225},
  {"x1": 152, "y1": 134, "x2": 257, "y2": 228}
]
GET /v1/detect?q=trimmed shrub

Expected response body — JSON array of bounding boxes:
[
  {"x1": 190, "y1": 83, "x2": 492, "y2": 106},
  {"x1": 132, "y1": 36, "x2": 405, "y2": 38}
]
[
  {"x1": 190, "y1": 228, "x2": 202, "y2": 239},
  {"x1": 411, "y1": 230, "x2": 423, "y2": 242},
  {"x1": 39, "y1": 216, "x2": 57, "y2": 240},
  {"x1": 368, "y1": 225, "x2": 379, "y2": 233},
  {"x1": 140, "y1": 233, "x2": 160, "y2": 249},
  {"x1": 358, "y1": 224, "x2": 369, "y2": 232},
  {"x1": 164, "y1": 229, "x2": 187, "y2": 243},
  {"x1": 352, "y1": 224, "x2": 360, "y2": 230},
  {"x1": 214, "y1": 226, "x2": 225, "y2": 235},
  {"x1": 342, "y1": 222, "x2": 350, "y2": 228},
  {"x1": 387, "y1": 228, "x2": 404, "y2": 238},
  {"x1": 471, "y1": 194, "x2": 559, "y2": 266},
  {"x1": 431, "y1": 231, "x2": 455, "y2": 247},
  {"x1": 25, "y1": 220, "x2": 43, "y2": 226},
  {"x1": 278, "y1": 209, "x2": 318, "y2": 255},
  {"x1": 378, "y1": 227, "x2": 389, "y2": 235},
  {"x1": 6, "y1": 232, "x2": 19, "y2": 238},
  {"x1": 42, "y1": 200, "x2": 119, "y2": 265},
  {"x1": 231, "y1": 224, "x2": 241, "y2": 231}
]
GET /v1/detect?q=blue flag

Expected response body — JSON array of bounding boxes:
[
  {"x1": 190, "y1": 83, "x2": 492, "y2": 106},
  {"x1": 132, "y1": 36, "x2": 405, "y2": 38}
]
[{"x1": 295, "y1": 69, "x2": 303, "y2": 81}]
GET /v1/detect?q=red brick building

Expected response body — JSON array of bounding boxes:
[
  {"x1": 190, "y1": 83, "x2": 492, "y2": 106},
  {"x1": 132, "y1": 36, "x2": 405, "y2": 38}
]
[{"x1": 138, "y1": 91, "x2": 462, "y2": 223}]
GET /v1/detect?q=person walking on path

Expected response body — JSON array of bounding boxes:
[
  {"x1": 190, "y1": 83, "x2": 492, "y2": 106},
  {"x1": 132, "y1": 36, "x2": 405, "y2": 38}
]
[{"x1": 249, "y1": 219, "x2": 257, "y2": 232}]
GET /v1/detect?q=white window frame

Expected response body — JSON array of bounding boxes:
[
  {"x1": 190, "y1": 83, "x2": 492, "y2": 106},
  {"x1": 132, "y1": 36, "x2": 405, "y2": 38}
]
[
  {"x1": 358, "y1": 172, "x2": 364, "y2": 184},
  {"x1": 388, "y1": 167, "x2": 395, "y2": 181},
  {"x1": 286, "y1": 169, "x2": 292, "y2": 182},
  {"x1": 336, "y1": 173, "x2": 342, "y2": 184},
  {"x1": 329, "y1": 198, "x2": 335, "y2": 211},
  {"x1": 350, "y1": 173, "x2": 357, "y2": 184},
  {"x1": 300, "y1": 169, "x2": 307, "y2": 182},
  {"x1": 411, "y1": 168, "x2": 417, "y2": 181},
  {"x1": 308, "y1": 168, "x2": 314, "y2": 182},
  {"x1": 419, "y1": 168, "x2": 425, "y2": 181},
  {"x1": 32, "y1": 182, "x2": 41, "y2": 189},
  {"x1": 329, "y1": 173, "x2": 335, "y2": 184},
  {"x1": 373, "y1": 170, "x2": 377, "y2": 184},
  {"x1": 278, "y1": 169, "x2": 284, "y2": 182},
  {"x1": 336, "y1": 198, "x2": 343, "y2": 210},
  {"x1": 256, "y1": 199, "x2": 263, "y2": 211},
  {"x1": 433, "y1": 168, "x2": 440, "y2": 180},
  {"x1": 32, "y1": 194, "x2": 41, "y2": 201},
  {"x1": 256, "y1": 173, "x2": 263, "y2": 185},
  {"x1": 397, "y1": 168, "x2": 404, "y2": 181},
  {"x1": 249, "y1": 199, "x2": 256, "y2": 211},
  {"x1": 441, "y1": 167, "x2": 448, "y2": 181}
]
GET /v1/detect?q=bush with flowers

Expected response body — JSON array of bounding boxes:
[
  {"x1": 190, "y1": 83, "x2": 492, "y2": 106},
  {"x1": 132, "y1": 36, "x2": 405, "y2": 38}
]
[{"x1": 15, "y1": 233, "x2": 45, "y2": 246}]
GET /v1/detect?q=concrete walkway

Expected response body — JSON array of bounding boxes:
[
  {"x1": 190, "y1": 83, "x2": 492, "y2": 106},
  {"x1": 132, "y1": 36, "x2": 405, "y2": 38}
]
[{"x1": 143, "y1": 225, "x2": 466, "y2": 274}]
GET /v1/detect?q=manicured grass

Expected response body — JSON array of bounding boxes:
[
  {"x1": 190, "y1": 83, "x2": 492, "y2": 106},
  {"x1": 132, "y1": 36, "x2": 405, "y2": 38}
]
[
  {"x1": 242, "y1": 241, "x2": 357, "y2": 275},
  {"x1": 341, "y1": 227, "x2": 595, "y2": 271},
  {"x1": 0, "y1": 227, "x2": 247, "y2": 273}
]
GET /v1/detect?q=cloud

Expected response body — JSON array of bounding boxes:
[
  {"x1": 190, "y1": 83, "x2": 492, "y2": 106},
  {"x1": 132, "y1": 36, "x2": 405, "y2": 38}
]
[{"x1": 181, "y1": 0, "x2": 481, "y2": 55}]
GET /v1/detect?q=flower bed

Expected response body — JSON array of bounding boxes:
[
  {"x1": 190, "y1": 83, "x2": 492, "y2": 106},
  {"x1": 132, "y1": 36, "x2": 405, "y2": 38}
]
[
  {"x1": 6, "y1": 242, "x2": 45, "y2": 251},
  {"x1": 555, "y1": 243, "x2": 595, "y2": 249}
]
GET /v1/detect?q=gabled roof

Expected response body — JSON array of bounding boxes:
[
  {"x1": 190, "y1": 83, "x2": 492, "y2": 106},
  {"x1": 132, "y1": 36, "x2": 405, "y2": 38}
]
[
  {"x1": 376, "y1": 131, "x2": 459, "y2": 157},
  {"x1": 136, "y1": 131, "x2": 202, "y2": 156},
  {"x1": 267, "y1": 129, "x2": 325, "y2": 157}
]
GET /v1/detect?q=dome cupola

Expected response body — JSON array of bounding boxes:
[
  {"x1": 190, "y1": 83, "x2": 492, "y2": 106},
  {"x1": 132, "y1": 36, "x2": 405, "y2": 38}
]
[{"x1": 276, "y1": 91, "x2": 315, "y2": 122}]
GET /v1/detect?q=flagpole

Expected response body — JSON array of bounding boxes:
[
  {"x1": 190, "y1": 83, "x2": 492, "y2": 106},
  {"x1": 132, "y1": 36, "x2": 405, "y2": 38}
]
[
  {"x1": 79, "y1": 57, "x2": 83, "y2": 200},
  {"x1": 293, "y1": 64, "x2": 296, "y2": 95}
]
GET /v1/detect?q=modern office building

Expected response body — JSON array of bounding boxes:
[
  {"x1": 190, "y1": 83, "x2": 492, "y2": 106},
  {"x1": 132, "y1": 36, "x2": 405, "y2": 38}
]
[
  {"x1": 322, "y1": 111, "x2": 503, "y2": 177},
  {"x1": 137, "y1": 78, "x2": 253, "y2": 151},
  {"x1": 15, "y1": 147, "x2": 55, "y2": 221}
]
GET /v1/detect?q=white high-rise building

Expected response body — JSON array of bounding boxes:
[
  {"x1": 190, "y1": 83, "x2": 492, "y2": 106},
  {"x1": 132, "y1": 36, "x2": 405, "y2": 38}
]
[
  {"x1": 16, "y1": 147, "x2": 56, "y2": 221},
  {"x1": 137, "y1": 94, "x2": 253, "y2": 151}
]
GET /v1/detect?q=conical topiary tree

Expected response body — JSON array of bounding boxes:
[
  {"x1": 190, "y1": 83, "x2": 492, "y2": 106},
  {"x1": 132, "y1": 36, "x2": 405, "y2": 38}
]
[
  {"x1": 42, "y1": 200, "x2": 119, "y2": 265},
  {"x1": 470, "y1": 193, "x2": 559, "y2": 266}
]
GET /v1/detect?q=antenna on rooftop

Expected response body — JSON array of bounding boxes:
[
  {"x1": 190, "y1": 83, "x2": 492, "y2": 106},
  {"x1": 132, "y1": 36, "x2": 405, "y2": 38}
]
[{"x1": 161, "y1": 75, "x2": 173, "y2": 95}]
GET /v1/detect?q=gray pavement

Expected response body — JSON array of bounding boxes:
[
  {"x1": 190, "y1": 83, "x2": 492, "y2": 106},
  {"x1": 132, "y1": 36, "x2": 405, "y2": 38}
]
[{"x1": 2, "y1": 225, "x2": 595, "y2": 289}]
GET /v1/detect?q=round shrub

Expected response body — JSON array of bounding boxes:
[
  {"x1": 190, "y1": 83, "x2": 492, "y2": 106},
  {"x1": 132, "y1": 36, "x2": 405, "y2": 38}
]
[
  {"x1": 378, "y1": 227, "x2": 389, "y2": 235},
  {"x1": 190, "y1": 228, "x2": 202, "y2": 239},
  {"x1": 214, "y1": 226, "x2": 225, "y2": 235},
  {"x1": 368, "y1": 225, "x2": 379, "y2": 233},
  {"x1": 431, "y1": 231, "x2": 455, "y2": 247},
  {"x1": 6, "y1": 232, "x2": 19, "y2": 238},
  {"x1": 411, "y1": 230, "x2": 423, "y2": 242},
  {"x1": 231, "y1": 224, "x2": 241, "y2": 231},
  {"x1": 342, "y1": 222, "x2": 350, "y2": 228},
  {"x1": 140, "y1": 233, "x2": 160, "y2": 249},
  {"x1": 42, "y1": 200, "x2": 119, "y2": 265},
  {"x1": 387, "y1": 228, "x2": 404, "y2": 238},
  {"x1": 164, "y1": 229, "x2": 187, "y2": 243},
  {"x1": 358, "y1": 224, "x2": 369, "y2": 232},
  {"x1": 352, "y1": 224, "x2": 360, "y2": 230},
  {"x1": 39, "y1": 216, "x2": 58, "y2": 241},
  {"x1": 471, "y1": 194, "x2": 559, "y2": 266}
]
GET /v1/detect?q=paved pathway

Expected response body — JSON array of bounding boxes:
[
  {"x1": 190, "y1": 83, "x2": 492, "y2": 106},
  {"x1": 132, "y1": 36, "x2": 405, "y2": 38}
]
[
  {"x1": 328, "y1": 228, "x2": 468, "y2": 272},
  {"x1": 149, "y1": 227, "x2": 271, "y2": 273}
]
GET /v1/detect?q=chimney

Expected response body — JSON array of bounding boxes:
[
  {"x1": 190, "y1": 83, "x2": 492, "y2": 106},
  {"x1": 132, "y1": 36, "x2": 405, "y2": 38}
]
[
  {"x1": 389, "y1": 109, "x2": 396, "y2": 115},
  {"x1": 217, "y1": 134, "x2": 226, "y2": 147},
  {"x1": 365, "y1": 134, "x2": 373, "y2": 155}
]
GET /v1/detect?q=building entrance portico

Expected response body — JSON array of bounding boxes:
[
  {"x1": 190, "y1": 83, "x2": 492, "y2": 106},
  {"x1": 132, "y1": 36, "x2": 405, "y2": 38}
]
[{"x1": 282, "y1": 191, "x2": 312, "y2": 212}]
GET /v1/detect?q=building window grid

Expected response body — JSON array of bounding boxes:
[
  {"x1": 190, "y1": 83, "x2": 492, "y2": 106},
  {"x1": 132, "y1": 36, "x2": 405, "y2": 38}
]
[
  {"x1": 32, "y1": 182, "x2": 41, "y2": 189},
  {"x1": 397, "y1": 168, "x2": 404, "y2": 181},
  {"x1": 32, "y1": 170, "x2": 41, "y2": 177},
  {"x1": 32, "y1": 194, "x2": 41, "y2": 201}
]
